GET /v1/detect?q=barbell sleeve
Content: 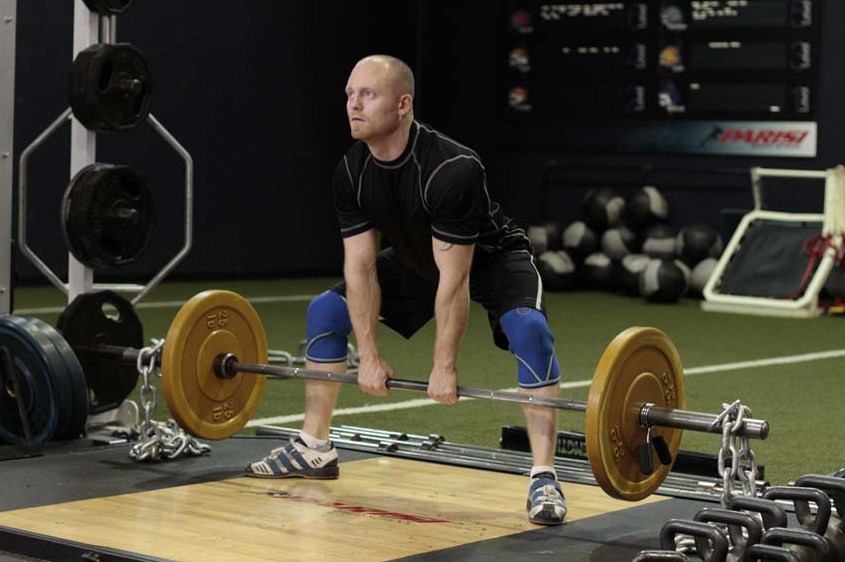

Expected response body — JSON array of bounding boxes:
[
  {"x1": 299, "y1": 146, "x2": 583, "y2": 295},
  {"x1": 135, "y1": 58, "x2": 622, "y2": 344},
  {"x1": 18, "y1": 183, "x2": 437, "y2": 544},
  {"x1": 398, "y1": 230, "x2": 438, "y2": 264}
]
[{"x1": 642, "y1": 403, "x2": 769, "y2": 440}]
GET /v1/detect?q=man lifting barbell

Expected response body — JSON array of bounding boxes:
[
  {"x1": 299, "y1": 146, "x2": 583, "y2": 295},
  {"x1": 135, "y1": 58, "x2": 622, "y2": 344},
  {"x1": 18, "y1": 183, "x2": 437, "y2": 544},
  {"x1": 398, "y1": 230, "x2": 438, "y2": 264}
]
[
  {"x1": 2, "y1": 48, "x2": 768, "y2": 524},
  {"x1": 244, "y1": 54, "x2": 570, "y2": 525}
]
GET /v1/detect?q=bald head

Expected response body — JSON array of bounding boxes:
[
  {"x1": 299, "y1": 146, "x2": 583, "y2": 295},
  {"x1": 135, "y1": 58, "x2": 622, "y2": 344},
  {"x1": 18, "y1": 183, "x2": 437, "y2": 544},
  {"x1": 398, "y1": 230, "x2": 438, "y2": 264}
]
[
  {"x1": 345, "y1": 54, "x2": 415, "y2": 153},
  {"x1": 354, "y1": 55, "x2": 415, "y2": 98}
]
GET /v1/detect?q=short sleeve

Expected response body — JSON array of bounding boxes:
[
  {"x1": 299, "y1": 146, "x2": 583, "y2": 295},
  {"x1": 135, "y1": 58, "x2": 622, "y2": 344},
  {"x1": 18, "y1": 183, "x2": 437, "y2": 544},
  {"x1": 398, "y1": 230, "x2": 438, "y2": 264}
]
[
  {"x1": 333, "y1": 156, "x2": 372, "y2": 238},
  {"x1": 425, "y1": 157, "x2": 485, "y2": 245}
]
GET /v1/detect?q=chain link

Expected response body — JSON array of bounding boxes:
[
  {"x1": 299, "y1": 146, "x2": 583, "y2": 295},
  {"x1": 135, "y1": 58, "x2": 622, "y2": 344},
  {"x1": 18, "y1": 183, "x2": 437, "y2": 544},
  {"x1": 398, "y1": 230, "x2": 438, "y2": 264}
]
[
  {"x1": 713, "y1": 400, "x2": 759, "y2": 508},
  {"x1": 673, "y1": 400, "x2": 760, "y2": 558},
  {"x1": 128, "y1": 339, "x2": 211, "y2": 462},
  {"x1": 674, "y1": 534, "x2": 697, "y2": 555}
]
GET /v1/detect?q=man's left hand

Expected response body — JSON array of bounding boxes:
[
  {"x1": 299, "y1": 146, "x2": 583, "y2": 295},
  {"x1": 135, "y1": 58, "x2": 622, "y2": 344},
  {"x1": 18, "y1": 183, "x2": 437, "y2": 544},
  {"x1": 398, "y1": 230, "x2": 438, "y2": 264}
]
[{"x1": 427, "y1": 365, "x2": 459, "y2": 404}]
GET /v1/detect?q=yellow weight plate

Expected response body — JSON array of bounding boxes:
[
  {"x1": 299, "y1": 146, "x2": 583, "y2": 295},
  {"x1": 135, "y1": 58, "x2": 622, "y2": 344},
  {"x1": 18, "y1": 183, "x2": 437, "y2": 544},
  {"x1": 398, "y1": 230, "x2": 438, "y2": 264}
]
[
  {"x1": 585, "y1": 326, "x2": 685, "y2": 501},
  {"x1": 162, "y1": 290, "x2": 267, "y2": 440}
]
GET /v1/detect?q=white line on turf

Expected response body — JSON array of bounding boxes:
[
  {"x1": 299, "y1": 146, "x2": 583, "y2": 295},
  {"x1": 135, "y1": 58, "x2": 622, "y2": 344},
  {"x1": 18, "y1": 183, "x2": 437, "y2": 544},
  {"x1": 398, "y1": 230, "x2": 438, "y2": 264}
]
[
  {"x1": 12, "y1": 295, "x2": 845, "y2": 426},
  {"x1": 245, "y1": 348, "x2": 845, "y2": 427}
]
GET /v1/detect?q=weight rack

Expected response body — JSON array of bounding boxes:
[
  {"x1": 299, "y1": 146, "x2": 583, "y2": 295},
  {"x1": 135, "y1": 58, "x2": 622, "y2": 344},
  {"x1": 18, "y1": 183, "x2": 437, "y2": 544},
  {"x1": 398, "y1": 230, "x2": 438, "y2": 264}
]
[
  {"x1": 0, "y1": 0, "x2": 16, "y2": 317},
  {"x1": 15, "y1": 0, "x2": 194, "y2": 306}
]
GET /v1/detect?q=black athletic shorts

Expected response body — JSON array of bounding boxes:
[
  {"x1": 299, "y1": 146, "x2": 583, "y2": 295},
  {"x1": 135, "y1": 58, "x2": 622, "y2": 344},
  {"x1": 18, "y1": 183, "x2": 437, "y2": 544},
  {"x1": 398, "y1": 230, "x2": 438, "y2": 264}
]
[{"x1": 330, "y1": 247, "x2": 546, "y2": 350}]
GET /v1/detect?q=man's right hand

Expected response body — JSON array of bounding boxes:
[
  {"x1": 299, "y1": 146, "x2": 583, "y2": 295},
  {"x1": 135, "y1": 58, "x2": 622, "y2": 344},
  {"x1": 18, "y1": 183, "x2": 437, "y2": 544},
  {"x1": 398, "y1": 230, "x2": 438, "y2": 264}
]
[{"x1": 356, "y1": 355, "x2": 396, "y2": 396}]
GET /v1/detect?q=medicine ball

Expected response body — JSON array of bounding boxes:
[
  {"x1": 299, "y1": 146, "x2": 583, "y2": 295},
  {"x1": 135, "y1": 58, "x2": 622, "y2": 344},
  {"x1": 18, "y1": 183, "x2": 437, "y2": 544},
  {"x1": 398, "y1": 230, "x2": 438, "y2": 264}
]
[
  {"x1": 542, "y1": 221, "x2": 564, "y2": 251},
  {"x1": 601, "y1": 225, "x2": 641, "y2": 260},
  {"x1": 625, "y1": 186, "x2": 668, "y2": 230},
  {"x1": 583, "y1": 188, "x2": 625, "y2": 232},
  {"x1": 639, "y1": 258, "x2": 690, "y2": 303},
  {"x1": 689, "y1": 257, "x2": 718, "y2": 298},
  {"x1": 617, "y1": 254, "x2": 650, "y2": 297},
  {"x1": 581, "y1": 252, "x2": 615, "y2": 291},
  {"x1": 676, "y1": 223, "x2": 724, "y2": 266},
  {"x1": 641, "y1": 223, "x2": 678, "y2": 259},
  {"x1": 527, "y1": 225, "x2": 548, "y2": 255},
  {"x1": 536, "y1": 250, "x2": 577, "y2": 291},
  {"x1": 562, "y1": 220, "x2": 599, "y2": 260}
]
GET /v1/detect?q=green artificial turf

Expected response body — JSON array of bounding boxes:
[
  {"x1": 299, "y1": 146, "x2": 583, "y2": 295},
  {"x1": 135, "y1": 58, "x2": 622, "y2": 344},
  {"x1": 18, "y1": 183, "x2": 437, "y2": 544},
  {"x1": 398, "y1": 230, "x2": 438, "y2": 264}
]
[{"x1": 10, "y1": 277, "x2": 845, "y2": 485}]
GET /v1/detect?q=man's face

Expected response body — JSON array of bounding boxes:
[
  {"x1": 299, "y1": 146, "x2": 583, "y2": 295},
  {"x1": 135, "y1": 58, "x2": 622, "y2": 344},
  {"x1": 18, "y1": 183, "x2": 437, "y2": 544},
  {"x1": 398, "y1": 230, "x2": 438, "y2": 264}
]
[{"x1": 345, "y1": 60, "x2": 403, "y2": 142}]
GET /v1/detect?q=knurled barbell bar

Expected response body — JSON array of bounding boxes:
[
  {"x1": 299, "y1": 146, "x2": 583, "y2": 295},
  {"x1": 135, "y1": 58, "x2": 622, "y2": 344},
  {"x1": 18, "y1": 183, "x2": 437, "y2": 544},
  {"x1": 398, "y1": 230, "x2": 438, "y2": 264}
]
[{"x1": 51, "y1": 289, "x2": 770, "y2": 501}]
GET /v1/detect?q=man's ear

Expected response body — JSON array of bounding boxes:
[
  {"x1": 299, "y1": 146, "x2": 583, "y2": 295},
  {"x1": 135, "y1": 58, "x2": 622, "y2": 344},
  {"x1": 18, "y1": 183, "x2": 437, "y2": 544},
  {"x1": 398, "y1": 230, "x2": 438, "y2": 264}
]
[{"x1": 398, "y1": 94, "x2": 413, "y2": 117}]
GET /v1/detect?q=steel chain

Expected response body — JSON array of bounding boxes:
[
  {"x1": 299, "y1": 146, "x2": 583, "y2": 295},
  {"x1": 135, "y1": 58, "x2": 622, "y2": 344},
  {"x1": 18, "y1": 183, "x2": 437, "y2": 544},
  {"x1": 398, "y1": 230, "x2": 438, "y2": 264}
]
[
  {"x1": 674, "y1": 400, "x2": 759, "y2": 558},
  {"x1": 713, "y1": 400, "x2": 759, "y2": 508},
  {"x1": 674, "y1": 535, "x2": 697, "y2": 555},
  {"x1": 128, "y1": 339, "x2": 211, "y2": 462}
]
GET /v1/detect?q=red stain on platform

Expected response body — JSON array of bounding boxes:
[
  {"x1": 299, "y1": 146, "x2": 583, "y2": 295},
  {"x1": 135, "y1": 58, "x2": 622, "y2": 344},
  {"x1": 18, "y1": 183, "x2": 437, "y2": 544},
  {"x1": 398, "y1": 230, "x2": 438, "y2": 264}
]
[{"x1": 257, "y1": 490, "x2": 451, "y2": 523}]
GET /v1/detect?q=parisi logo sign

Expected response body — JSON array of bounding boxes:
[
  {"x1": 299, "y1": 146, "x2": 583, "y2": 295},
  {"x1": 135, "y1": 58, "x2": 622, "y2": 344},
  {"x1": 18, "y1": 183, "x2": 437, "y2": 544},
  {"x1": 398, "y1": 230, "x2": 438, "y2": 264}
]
[
  {"x1": 704, "y1": 126, "x2": 810, "y2": 148},
  {"x1": 564, "y1": 121, "x2": 818, "y2": 158},
  {"x1": 692, "y1": 122, "x2": 817, "y2": 156}
]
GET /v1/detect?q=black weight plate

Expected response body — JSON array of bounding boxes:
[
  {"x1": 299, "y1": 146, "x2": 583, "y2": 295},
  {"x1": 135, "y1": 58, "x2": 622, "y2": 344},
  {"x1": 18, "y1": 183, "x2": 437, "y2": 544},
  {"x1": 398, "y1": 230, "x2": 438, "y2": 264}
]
[
  {"x1": 82, "y1": 0, "x2": 138, "y2": 15},
  {"x1": 61, "y1": 163, "x2": 154, "y2": 269},
  {"x1": 61, "y1": 165, "x2": 99, "y2": 266},
  {"x1": 0, "y1": 317, "x2": 62, "y2": 446},
  {"x1": 30, "y1": 318, "x2": 89, "y2": 441},
  {"x1": 4, "y1": 317, "x2": 88, "y2": 442},
  {"x1": 57, "y1": 291, "x2": 143, "y2": 415},
  {"x1": 2, "y1": 317, "x2": 74, "y2": 442},
  {"x1": 69, "y1": 43, "x2": 152, "y2": 132}
]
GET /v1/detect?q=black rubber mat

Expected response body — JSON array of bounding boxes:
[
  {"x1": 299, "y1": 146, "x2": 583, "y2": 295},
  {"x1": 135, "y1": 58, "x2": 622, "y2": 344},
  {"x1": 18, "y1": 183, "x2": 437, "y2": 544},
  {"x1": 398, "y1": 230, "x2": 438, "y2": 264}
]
[{"x1": 0, "y1": 435, "x2": 372, "y2": 512}]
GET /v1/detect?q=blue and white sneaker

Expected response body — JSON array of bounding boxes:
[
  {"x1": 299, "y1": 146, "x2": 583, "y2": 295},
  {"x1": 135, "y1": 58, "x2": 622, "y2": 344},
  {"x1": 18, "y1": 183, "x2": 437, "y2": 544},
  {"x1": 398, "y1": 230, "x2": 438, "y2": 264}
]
[
  {"x1": 527, "y1": 473, "x2": 568, "y2": 525},
  {"x1": 245, "y1": 438, "x2": 339, "y2": 479}
]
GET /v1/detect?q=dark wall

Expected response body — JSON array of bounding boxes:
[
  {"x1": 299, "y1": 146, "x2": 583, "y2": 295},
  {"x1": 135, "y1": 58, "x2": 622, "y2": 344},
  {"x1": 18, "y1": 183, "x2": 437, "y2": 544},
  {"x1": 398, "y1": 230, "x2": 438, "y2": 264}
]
[
  {"x1": 417, "y1": 1, "x2": 845, "y2": 240},
  {"x1": 13, "y1": 0, "x2": 420, "y2": 283},
  {"x1": 11, "y1": 1, "x2": 845, "y2": 284}
]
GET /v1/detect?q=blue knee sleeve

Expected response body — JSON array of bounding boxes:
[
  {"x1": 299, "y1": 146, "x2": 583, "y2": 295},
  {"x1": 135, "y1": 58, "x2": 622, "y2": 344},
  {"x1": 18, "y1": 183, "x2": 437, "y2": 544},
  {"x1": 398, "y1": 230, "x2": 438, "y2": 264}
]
[
  {"x1": 305, "y1": 291, "x2": 352, "y2": 363},
  {"x1": 500, "y1": 307, "x2": 560, "y2": 388}
]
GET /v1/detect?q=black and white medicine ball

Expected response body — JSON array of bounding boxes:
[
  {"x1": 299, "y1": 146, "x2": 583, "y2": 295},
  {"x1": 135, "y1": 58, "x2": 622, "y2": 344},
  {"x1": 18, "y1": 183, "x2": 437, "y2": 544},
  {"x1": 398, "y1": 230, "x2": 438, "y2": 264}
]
[
  {"x1": 542, "y1": 221, "x2": 564, "y2": 251},
  {"x1": 676, "y1": 223, "x2": 724, "y2": 267},
  {"x1": 639, "y1": 258, "x2": 690, "y2": 303},
  {"x1": 581, "y1": 252, "x2": 615, "y2": 291},
  {"x1": 536, "y1": 250, "x2": 577, "y2": 291},
  {"x1": 641, "y1": 223, "x2": 678, "y2": 259},
  {"x1": 582, "y1": 188, "x2": 625, "y2": 232},
  {"x1": 625, "y1": 186, "x2": 669, "y2": 230},
  {"x1": 562, "y1": 220, "x2": 599, "y2": 260},
  {"x1": 617, "y1": 254, "x2": 650, "y2": 297},
  {"x1": 689, "y1": 257, "x2": 718, "y2": 298},
  {"x1": 527, "y1": 225, "x2": 549, "y2": 255},
  {"x1": 601, "y1": 225, "x2": 641, "y2": 260}
]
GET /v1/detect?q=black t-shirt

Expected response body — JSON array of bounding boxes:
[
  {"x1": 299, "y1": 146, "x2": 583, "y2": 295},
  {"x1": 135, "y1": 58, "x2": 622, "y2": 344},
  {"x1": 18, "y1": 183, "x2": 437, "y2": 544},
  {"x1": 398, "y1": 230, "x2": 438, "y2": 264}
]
[{"x1": 333, "y1": 121, "x2": 530, "y2": 281}]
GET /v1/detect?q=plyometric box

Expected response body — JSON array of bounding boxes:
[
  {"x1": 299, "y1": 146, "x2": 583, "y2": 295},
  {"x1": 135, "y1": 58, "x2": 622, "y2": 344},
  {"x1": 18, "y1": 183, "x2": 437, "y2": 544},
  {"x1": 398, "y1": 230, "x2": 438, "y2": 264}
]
[{"x1": 702, "y1": 166, "x2": 845, "y2": 318}]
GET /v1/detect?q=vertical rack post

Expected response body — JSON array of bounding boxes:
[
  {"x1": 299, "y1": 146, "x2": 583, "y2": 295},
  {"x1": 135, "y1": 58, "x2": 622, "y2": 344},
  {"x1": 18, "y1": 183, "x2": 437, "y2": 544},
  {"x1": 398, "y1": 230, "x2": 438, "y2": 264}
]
[
  {"x1": 67, "y1": 0, "x2": 99, "y2": 303},
  {"x1": 0, "y1": 0, "x2": 17, "y2": 315}
]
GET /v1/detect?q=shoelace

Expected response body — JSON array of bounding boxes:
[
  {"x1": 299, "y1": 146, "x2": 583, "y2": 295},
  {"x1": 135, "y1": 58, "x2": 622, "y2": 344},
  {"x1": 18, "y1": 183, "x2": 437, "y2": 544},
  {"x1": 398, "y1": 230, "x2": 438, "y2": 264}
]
[{"x1": 534, "y1": 484, "x2": 563, "y2": 503}]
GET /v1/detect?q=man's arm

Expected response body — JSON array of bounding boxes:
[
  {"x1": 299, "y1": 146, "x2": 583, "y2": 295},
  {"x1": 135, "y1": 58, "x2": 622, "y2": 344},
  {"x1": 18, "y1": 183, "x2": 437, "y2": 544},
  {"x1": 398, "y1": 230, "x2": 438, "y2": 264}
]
[
  {"x1": 428, "y1": 238, "x2": 474, "y2": 404},
  {"x1": 343, "y1": 229, "x2": 394, "y2": 395}
]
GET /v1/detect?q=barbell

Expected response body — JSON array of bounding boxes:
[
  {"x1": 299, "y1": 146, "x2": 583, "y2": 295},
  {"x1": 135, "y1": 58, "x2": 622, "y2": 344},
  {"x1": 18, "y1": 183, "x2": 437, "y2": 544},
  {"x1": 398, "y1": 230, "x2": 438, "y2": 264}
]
[
  {"x1": 1, "y1": 288, "x2": 770, "y2": 501},
  {"x1": 158, "y1": 289, "x2": 767, "y2": 501}
]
